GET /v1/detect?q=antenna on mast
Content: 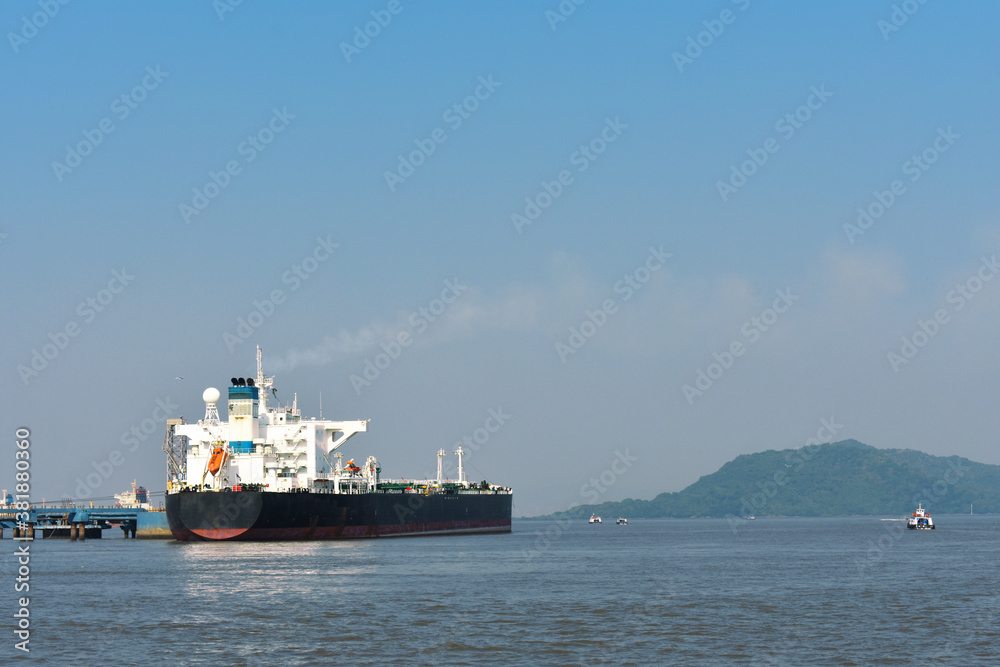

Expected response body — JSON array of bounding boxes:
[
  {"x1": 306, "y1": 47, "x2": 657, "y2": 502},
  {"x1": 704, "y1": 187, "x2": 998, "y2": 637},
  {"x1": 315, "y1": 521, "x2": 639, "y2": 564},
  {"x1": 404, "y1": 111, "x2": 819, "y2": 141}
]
[
  {"x1": 256, "y1": 345, "x2": 274, "y2": 412},
  {"x1": 320, "y1": 391, "x2": 323, "y2": 419}
]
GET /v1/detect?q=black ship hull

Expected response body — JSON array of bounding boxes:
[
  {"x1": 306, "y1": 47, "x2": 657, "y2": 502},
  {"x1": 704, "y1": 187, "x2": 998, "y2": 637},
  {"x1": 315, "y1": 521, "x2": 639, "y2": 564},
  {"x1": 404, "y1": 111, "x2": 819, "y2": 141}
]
[{"x1": 166, "y1": 489, "x2": 512, "y2": 541}]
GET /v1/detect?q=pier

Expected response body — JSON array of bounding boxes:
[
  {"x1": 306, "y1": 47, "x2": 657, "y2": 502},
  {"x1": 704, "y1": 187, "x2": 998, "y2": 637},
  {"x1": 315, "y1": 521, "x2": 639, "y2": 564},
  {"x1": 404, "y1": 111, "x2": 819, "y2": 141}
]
[{"x1": 0, "y1": 504, "x2": 172, "y2": 540}]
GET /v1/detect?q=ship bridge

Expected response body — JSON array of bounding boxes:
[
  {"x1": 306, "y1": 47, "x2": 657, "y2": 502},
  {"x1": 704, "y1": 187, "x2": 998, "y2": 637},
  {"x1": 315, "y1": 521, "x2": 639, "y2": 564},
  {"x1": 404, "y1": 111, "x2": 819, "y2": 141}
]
[{"x1": 167, "y1": 346, "x2": 369, "y2": 493}]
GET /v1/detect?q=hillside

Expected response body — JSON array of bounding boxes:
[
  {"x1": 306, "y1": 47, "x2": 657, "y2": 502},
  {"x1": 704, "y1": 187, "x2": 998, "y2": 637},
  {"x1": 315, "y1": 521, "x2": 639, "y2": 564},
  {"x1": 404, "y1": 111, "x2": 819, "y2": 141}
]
[{"x1": 548, "y1": 440, "x2": 1000, "y2": 519}]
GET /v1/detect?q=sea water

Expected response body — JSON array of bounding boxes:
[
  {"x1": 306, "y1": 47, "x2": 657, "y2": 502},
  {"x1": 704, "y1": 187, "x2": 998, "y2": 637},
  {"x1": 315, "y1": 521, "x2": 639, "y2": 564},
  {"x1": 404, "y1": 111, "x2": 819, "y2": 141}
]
[{"x1": 7, "y1": 516, "x2": 999, "y2": 664}]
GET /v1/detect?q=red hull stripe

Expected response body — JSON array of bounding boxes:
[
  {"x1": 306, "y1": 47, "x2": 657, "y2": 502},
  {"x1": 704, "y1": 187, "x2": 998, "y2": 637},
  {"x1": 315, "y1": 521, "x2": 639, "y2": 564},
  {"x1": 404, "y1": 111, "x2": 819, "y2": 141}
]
[
  {"x1": 191, "y1": 527, "x2": 252, "y2": 540},
  {"x1": 173, "y1": 518, "x2": 510, "y2": 541}
]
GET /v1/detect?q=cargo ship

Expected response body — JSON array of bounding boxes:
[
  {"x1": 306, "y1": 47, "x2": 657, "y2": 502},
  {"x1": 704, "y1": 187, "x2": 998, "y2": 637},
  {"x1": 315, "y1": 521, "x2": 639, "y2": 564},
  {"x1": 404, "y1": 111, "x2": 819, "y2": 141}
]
[
  {"x1": 114, "y1": 480, "x2": 150, "y2": 509},
  {"x1": 164, "y1": 347, "x2": 512, "y2": 540}
]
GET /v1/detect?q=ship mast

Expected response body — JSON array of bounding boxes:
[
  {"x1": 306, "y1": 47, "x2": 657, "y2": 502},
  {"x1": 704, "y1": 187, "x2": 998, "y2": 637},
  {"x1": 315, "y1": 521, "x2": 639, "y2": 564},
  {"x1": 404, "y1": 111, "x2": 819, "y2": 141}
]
[
  {"x1": 455, "y1": 445, "x2": 466, "y2": 486},
  {"x1": 256, "y1": 345, "x2": 274, "y2": 413}
]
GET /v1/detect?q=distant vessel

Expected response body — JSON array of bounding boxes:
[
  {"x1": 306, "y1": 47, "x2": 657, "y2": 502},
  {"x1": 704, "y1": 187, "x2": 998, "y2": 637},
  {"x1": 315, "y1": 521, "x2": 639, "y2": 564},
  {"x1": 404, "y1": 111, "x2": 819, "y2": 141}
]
[
  {"x1": 589, "y1": 514, "x2": 602, "y2": 524},
  {"x1": 746, "y1": 515, "x2": 756, "y2": 520},
  {"x1": 114, "y1": 480, "x2": 150, "y2": 509},
  {"x1": 164, "y1": 347, "x2": 512, "y2": 541},
  {"x1": 907, "y1": 503, "x2": 935, "y2": 530},
  {"x1": 616, "y1": 517, "x2": 627, "y2": 525}
]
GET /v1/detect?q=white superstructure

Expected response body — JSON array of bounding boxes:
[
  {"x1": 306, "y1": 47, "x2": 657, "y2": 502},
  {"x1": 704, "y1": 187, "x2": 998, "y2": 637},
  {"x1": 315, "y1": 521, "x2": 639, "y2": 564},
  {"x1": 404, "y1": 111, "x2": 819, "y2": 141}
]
[
  {"x1": 170, "y1": 346, "x2": 371, "y2": 493},
  {"x1": 114, "y1": 480, "x2": 151, "y2": 509},
  {"x1": 907, "y1": 503, "x2": 935, "y2": 529}
]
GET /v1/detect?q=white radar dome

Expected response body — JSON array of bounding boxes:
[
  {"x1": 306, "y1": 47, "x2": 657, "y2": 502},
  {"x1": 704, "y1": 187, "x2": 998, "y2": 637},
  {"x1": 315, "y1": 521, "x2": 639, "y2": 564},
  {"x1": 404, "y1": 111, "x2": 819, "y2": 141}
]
[{"x1": 203, "y1": 387, "x2": 221, "y2": 404}]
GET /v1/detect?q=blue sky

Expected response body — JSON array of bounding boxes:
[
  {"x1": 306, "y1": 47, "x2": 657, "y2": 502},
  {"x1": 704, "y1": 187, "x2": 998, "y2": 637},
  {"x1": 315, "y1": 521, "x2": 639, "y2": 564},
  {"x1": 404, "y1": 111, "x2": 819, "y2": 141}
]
[{"x1": 3, "y1": 1, "x2": 1000, "y2": 516}]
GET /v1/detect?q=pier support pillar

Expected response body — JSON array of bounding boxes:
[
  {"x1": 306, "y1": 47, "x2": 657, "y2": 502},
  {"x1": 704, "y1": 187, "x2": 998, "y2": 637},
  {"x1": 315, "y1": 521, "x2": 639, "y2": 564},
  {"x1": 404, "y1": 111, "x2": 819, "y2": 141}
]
[
  {"x1": 78, "y1": 523, "x2": 86, "y2": 542},
  {"x1": 26, "y1": 524, "x2": 34, "y2": 539},
  {"x1": 70, "y1": 524, "x2": 78, "y2": 541},
  {"x1": 12, "y1": 526, "x2": 19, "y2": 539}
]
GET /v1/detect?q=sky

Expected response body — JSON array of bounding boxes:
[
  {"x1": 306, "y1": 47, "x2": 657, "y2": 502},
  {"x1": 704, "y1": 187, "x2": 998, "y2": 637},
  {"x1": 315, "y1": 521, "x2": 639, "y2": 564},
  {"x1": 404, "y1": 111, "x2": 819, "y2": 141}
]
[{"x1": 3, "y1": 1, "x2": 999, "y2": 517}]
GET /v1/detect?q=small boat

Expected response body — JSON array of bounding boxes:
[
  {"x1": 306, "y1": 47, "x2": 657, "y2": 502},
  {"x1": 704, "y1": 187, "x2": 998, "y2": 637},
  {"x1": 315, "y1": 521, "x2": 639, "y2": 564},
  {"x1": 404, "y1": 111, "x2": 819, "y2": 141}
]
[
  {"x1": 746, "y1": 515, "x2": 756, "y2": 520},
  {"x1": 589, "y1": 514, "x2": 602, "y2": 524},
  {"x1": 616, "y1": 517, "x2": 627, "y2": 525},
  {"x1": 907, "y1": 503, "x2": 935, "y2": 530}
]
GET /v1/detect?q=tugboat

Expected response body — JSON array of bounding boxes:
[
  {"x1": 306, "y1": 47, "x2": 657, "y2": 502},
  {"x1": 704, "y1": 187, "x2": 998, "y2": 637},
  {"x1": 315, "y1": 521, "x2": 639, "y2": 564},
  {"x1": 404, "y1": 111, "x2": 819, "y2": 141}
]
[
  {"x1": 907, "y1": 503, "x2": 935, "y2": 530},
  {"x1": 589, "y1": 514, "x2": 602, "y2": 524},
  {"x1": 616, "y1": 517, "x2": 627, "y2": 525}
]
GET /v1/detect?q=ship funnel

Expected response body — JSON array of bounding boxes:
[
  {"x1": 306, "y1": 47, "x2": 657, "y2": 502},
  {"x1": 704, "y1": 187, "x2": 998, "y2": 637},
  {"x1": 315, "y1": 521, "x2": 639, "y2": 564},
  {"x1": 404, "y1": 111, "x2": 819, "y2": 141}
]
[{"x1": 228, "y1": 381, "x2": 259, "y2": 454}]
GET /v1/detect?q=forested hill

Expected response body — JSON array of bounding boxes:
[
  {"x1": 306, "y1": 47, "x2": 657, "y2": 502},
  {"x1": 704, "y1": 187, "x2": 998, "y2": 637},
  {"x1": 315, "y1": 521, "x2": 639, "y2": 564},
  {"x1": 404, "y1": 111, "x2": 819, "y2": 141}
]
[{"x1": 547, "y1": 440, "x2": 1000, "y2": 519}]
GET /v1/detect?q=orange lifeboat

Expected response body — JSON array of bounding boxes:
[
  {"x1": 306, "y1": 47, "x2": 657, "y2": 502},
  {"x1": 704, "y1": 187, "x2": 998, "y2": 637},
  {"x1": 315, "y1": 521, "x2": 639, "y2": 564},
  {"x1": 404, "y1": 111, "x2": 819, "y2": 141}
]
[{"x1": 207, "y1": 445, "x2": 228, "y2": 476}]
